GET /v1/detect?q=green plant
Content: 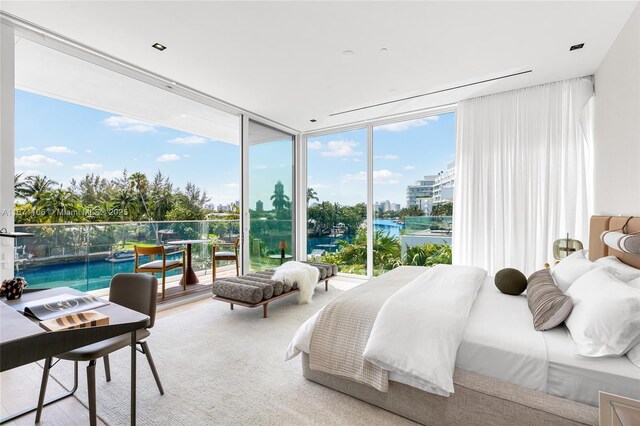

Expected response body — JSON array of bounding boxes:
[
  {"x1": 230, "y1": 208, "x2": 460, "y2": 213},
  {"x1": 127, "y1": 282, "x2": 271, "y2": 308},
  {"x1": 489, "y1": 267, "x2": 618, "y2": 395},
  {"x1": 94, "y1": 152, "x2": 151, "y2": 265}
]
[{"x1": 403, "y1": 243, "x2": 452, "y2": 266}]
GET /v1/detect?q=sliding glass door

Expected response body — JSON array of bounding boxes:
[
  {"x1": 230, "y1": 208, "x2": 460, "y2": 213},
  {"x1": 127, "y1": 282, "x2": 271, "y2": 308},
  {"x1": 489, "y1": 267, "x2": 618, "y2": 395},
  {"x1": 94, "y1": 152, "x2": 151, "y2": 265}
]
[{"x1": 244, "y1": 119, "x2": 295, "y2": 271}]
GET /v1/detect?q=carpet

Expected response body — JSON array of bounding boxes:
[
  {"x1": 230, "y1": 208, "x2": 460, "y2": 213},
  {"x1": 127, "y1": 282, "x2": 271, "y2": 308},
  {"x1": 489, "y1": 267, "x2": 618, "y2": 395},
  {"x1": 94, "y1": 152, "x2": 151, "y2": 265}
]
[{"x1": 44, "y1": 286, "x2": 416, "y2": 425}]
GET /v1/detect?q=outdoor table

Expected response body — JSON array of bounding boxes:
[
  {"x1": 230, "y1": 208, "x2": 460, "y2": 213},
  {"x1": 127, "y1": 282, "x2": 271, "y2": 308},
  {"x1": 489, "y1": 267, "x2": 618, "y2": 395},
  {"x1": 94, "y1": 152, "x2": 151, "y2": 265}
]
[
  {"x1": 166, "y1": 239, "x2": 211, "y2": 285},
  {"x1": 268, "y1": 254, "x2": 293, "y2": 265}
]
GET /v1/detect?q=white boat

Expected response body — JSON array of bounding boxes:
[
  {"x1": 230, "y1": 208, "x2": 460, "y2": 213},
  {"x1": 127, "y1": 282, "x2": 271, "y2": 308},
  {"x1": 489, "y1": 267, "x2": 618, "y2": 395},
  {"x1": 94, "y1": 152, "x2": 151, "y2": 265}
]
[{"x1": 105, "y1": 249, "x2": 135, "y2": 263}]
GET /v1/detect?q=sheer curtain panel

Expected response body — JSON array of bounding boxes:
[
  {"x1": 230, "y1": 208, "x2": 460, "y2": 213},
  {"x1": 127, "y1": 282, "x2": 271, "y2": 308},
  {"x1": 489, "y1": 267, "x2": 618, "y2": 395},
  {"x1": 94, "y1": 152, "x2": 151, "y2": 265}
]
[{"x1": 453, "y1": 77, "x2": 593, "y2": 275}]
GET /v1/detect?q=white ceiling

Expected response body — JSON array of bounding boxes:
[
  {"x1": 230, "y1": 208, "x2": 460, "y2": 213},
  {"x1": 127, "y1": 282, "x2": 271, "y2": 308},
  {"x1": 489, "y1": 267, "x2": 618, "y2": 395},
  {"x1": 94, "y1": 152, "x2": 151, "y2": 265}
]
[{"x1": 1, "y1": 1, "x2": 637, "y2": 133}]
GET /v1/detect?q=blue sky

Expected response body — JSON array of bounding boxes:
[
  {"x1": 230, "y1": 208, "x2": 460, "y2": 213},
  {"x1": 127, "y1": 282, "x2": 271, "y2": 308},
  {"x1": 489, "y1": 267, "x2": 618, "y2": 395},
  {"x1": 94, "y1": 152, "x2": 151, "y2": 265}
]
[
  {"x1": 308, "y1": 112, "x2": 456, "y2": 206},
  {"x1": 15, "y1": 89, "x2": 240, "y2": 206},
  {"x1": 15, "y1": 89, "x2": 455, "y2": 210}
]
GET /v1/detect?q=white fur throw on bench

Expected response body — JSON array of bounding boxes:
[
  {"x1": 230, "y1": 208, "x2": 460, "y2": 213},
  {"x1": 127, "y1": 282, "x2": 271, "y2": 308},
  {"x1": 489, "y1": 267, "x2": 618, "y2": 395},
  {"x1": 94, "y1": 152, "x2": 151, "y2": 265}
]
[{"x1": 272, "y1": 261, "x2": 320, "y2": 304}]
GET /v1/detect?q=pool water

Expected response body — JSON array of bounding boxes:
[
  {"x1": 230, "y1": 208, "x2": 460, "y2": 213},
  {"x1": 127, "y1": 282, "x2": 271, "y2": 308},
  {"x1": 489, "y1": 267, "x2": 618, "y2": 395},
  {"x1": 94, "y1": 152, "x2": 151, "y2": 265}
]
[{"x1": 17, "y1": 254, "x2": 183, "y2": 292}]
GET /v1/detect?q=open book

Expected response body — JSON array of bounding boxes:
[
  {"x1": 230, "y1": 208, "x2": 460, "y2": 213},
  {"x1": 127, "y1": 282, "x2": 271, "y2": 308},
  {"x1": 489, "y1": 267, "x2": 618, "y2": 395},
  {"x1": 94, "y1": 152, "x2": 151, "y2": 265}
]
[
  {"x1": 20, "y1": 293, "x2": 108, "y2": 321},
  {"x1": 40, "y1": 310, "x2": 110, "y2": 331}
]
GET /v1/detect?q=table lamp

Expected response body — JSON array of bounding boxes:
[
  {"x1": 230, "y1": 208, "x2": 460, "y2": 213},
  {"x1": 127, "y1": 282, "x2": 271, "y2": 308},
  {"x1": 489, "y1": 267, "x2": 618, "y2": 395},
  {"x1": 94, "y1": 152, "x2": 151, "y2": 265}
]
[
  {"x1": 279, "y1": 241, "x2": 287, "y2": 260},
  {"x1": 552, "y1": 233, "x2": 583, "y2": 260}
]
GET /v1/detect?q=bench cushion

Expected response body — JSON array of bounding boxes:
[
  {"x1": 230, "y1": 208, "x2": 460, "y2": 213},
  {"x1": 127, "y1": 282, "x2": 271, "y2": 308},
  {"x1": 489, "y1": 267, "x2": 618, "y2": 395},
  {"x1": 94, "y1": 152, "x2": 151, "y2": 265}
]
[{"x1": 212, "y1": 281, "x2": 263, "y2": 304}]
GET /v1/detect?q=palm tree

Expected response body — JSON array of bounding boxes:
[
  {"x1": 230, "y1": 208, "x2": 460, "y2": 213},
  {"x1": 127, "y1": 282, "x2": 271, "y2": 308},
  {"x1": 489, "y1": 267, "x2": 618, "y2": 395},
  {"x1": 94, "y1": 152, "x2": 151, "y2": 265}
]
[
  {"x1": 25, "y1": 175, "x2": 57, "y2": 206},
  {"x1": 270, "y1": 181, "x2": 291, "y2": 213},
  {"x1": 39, "y1": 189, "x2": 79, "y2": 223},
  {"x1": 129, "y1": 172, "x2": 152, "y2": 220},
  {"x1": 112, "y1": 190, "x2": 139, "y2": 221},
  {"x1": 306, "y1": 187, "x2": 319, "y2": 205},
  {"x1": 14, "y1": 173, "x2": 30, "y2": 200}
]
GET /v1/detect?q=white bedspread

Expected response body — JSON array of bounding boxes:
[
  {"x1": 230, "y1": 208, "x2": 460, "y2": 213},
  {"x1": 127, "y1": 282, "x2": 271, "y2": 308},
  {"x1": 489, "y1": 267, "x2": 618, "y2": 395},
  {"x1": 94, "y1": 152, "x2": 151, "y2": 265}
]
[{"x1": 362, "y1": 265, "x2": 486, "y2": 396}]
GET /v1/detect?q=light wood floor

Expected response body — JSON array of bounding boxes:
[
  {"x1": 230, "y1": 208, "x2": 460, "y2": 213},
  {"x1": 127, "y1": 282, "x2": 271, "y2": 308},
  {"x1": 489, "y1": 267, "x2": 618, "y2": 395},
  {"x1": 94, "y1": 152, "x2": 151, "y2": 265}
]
[{"x1": 1, "y1": 273, "x2": 365, "y2": 425}]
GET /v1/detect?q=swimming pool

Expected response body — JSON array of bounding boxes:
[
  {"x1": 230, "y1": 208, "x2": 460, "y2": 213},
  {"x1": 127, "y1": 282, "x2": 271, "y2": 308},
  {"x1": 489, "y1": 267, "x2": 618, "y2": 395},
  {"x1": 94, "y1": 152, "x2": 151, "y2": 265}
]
[{"x1": 16, "y1": 254, "x2": 183, "y2": 292}]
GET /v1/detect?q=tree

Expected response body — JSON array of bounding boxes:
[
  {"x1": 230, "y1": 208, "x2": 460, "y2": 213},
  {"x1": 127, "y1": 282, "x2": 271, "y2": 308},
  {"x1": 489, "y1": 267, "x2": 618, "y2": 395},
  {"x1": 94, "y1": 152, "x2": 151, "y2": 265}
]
[
  {"x1": 431, "y1": 202, "x2": 453, "y2": 216},
  {"x1": 129, "y1": 172, "x2": 152, "y2": 220},
  {"x1": 398, "y1": 205, "x2": 425, "y2": 220},
  {"x1": 307, "y1": 187, "x2": 319, "y2": 205},
  {"x1": 14, "y1": 173, "x2": 29, "y2": 200},
  {"x1": 39, "y1": 189, "x2": 79, "y2": 223},
  {"x1": 270, "y1": 181, "x2": 290, "y2": 217},
  {"x1": 112, "y1": 189, "x2": 139, "y2": 221},
  {"x1": 24, "y1": 175, "x2": 58, "y2": 206}
]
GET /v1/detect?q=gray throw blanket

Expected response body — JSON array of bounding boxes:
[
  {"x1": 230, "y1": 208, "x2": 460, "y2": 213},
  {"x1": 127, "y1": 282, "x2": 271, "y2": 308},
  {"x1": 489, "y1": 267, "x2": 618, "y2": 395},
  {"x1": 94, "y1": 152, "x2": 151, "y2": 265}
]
[{"x1": 308, "y1": 266, "x2": 427, "y2": 391}]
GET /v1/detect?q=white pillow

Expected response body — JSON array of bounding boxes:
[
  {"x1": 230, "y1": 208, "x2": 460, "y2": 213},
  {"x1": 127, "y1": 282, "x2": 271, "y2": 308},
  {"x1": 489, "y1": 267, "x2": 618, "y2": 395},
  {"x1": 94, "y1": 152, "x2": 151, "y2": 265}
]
[
  {"x1": 565, "y1": 268, "x2": 640, "y2": 357},
  {"x1": 552, "y1": 249, "x2": 602, "y2": 292},
  {"x1": 628, "y1": 343, "x2": 640, "y2": 369},
  {"x1": 595, "y1": 256, "x2": 640, "y2": 282},
  {"x1": 628, "y1": 277, "x2": 640, "y2": 289}
]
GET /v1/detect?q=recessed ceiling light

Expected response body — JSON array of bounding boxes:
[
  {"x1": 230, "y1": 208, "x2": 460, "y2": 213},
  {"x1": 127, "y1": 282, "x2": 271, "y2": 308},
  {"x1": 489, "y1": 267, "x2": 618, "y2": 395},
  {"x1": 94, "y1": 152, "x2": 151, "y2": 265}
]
[
  {"x1": 152, "y1": 42, "x2": 167, "y2": 51},
  {"x1": 380, "y1": 48, "x2": 389, "y2": 52},
  {"x1": 570, "y1": 43, "x2": 584, "y2": 51},
  {"x1": 310, "y1": 119, "x2": 317, "y2": 123},
  {"x1": 342, "y1": 50, "x2": 355, "y2": 56}
]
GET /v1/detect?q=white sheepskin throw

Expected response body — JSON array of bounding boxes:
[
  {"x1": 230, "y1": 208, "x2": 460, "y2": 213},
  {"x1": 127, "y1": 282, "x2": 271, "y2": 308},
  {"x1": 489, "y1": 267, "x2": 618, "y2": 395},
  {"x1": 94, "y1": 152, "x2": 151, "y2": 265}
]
[{"x1": 272, "y1": 261, "x2": 319, "y2": 304}]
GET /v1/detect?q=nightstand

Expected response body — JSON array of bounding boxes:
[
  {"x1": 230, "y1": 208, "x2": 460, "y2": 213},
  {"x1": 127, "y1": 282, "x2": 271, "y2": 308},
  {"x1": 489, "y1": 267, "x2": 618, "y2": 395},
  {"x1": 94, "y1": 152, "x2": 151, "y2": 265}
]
[{"x1": 600, "y1": 392, "x2": 640, "y2": 426}]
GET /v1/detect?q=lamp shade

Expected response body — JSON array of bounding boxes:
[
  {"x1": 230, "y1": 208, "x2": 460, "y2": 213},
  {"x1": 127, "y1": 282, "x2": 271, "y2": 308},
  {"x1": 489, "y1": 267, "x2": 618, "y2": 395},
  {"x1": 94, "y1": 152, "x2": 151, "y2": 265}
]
[
  {"x1": 553, "y1": 234, "x2": 583, "y2": 260},
  {"x1": 278, "y1": 241, "x2": 287, "y2": 250}
]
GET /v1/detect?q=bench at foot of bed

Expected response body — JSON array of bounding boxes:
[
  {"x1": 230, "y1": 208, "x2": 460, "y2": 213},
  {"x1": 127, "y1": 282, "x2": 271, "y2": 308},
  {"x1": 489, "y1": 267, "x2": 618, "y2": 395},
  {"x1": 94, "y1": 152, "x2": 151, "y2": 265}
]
[{"x1": 211, "y1": 262, "x2": 337, "y2": 318}]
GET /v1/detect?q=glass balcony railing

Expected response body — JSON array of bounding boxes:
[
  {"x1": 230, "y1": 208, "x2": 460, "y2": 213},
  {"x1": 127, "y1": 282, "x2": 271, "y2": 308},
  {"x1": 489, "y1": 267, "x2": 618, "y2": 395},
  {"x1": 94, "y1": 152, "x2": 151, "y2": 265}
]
[
  {"x1": 404, "y1": 216, "x2": 453, "y2": 236},
  {"x1": 13, "y1": 220, "x2": 239, "y2": 292}
]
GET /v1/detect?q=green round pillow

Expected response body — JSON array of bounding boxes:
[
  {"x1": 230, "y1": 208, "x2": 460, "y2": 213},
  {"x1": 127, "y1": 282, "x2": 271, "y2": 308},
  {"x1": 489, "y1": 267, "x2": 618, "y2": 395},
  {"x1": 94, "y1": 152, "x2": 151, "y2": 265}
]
[{"x1": 494, "y1": 268, "x2": 527, "y2": 295}]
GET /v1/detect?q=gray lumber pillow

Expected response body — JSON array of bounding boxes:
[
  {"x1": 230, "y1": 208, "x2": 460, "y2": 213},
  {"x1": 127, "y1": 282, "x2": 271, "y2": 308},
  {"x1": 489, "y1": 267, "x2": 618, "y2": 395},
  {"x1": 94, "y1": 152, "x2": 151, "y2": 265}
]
[{"x1": 526, "y1": 269, "x2": 574, "y2": 331}]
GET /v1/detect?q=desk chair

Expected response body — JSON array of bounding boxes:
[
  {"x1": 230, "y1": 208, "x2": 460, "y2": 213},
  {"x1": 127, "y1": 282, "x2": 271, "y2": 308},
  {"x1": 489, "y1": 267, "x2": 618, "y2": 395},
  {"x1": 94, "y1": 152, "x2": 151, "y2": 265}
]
[
  {"x1": 134, "y1": 245, "x2": 185, "y2": 299},
  {"x1": 212, "y1": 236, "x2": 240, "y2": 281},
  {"x1": 35, "y1": 274, "x2": 164, "y2": 426}
]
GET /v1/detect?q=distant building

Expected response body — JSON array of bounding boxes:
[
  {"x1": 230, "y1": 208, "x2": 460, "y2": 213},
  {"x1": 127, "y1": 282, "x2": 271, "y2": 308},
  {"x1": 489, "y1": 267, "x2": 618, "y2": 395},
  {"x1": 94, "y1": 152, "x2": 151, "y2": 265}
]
[
  {"x1": 406, "y1": 175, "x2": 437, "y2": 209},
  {"x1": 433, "y1": 162, "x2": 455, "y2": 205},
  {"x1": 392, "y1": 203, "x2": 401, "y2": 211},
  {"x1": 256, "y1": 200, "x2": 264, "y2": 212}
]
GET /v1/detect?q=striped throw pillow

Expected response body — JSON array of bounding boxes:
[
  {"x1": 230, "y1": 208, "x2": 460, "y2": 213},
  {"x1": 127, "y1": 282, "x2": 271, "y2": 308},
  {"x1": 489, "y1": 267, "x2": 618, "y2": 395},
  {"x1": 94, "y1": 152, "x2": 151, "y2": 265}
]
[{"x1": 526, "y1": 269, "x2": 573, "y2": 331}]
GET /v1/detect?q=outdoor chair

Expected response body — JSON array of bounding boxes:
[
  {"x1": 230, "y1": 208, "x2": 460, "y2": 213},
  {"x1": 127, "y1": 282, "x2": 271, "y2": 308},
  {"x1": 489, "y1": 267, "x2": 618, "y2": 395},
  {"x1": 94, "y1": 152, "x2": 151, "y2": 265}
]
[
  {"x1": 35, "y1": 273, "x2": 164, "y2": 426},
  {"x1": 212, "y1": 236, "x2": 240, "y2": 281},
  {"x1": 134, "y1": 245, "x2": 185, "y2": 299}
]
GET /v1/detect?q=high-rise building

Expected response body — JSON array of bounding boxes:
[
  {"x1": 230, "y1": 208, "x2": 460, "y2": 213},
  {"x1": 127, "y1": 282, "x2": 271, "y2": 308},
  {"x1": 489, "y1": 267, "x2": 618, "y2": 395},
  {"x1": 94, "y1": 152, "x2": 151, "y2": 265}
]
[
  {"x1": 433, "y1": 162, "x2": 455, "y2": 205},
  {"x1": 406, "y1": 175, "x2": 437, "y2": 209},
  {"x1": 256, "y1": 200, "x2": 264, "y2": 212}
]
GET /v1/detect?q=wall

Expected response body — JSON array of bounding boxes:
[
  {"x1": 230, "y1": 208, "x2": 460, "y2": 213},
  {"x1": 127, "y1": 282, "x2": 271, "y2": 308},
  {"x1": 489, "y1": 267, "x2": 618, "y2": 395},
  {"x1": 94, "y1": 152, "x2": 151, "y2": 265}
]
[{"x1": 593, "y1": 3, "x2": 640, "y2": 216}]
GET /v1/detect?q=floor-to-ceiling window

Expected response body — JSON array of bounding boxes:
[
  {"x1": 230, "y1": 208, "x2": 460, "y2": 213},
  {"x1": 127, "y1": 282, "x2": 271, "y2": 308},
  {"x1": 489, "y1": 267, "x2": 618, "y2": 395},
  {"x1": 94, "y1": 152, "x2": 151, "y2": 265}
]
[
  {"x1": 306, "y1": 128, "x2": 367, "y2": 275},
  {"x1": 305, "y1": 111, "x2": 455, "y2": 277},
  {"x1": 246, "y1": 119, "x2": 295, "y2": 271},
  {"x1": 372, "y1": 112, "x2": 456, "y2": 275},
  {"x1": 12, "y1": 34, "x2": 240, "y2": 290}
]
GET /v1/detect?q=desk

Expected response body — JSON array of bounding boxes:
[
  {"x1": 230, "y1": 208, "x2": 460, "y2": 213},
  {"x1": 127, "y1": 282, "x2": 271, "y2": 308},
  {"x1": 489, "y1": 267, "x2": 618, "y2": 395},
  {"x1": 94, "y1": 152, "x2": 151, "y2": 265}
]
[
  {"x1": 0, "y1": 288, "x2": 149, "y2": 425},
  {"x1": 167, "y1": 239, "x2": 210, "y2": 285}
]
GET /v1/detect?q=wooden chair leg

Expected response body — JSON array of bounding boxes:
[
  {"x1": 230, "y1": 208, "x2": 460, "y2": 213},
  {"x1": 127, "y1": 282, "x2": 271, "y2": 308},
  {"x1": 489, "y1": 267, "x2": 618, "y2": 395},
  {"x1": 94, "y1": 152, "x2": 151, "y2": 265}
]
[
  {"x1": 103, "y1": 354, "x2": 111, "y2": 382},
  {"x1": 235, "y1": 259, "x2": 239, "y2": 276},
  {"x1": 87, "y1": 360, "x2": 97, "y2": 426},
  {"x1": 161, "y1": 274, "x2": 166, "y2": 299},
  {"x1": 212, "y1": 260, "x2": 217, "y2": 282}
]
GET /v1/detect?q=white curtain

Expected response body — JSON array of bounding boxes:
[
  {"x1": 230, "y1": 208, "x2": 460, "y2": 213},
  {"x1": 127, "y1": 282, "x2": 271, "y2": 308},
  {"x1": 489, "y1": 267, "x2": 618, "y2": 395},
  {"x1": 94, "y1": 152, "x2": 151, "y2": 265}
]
[{"x1": 452, "y1": 77, "x2": 593, "y2": 276}]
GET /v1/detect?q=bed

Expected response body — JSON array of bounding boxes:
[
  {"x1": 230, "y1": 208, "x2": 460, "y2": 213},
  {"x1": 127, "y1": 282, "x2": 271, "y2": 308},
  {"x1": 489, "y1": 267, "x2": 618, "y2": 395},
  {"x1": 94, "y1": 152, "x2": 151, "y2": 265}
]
[{"x1": 287, "y1": 216, "x2": 640, "y2": 425}]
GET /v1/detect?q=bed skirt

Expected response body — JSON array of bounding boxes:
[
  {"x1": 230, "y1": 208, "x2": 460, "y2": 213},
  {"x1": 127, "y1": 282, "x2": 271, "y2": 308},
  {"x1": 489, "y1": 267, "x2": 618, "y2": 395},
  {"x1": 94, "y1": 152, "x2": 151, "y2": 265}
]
[{"x1": 301, "y1": 353, "x2": 598, "y2": 426}]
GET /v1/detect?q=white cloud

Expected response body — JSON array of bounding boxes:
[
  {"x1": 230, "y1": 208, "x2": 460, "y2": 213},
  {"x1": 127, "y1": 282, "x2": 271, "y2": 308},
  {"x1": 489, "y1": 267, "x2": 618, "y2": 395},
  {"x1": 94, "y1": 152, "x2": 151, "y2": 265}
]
[
  {"x1": 73, "y1": 163, "x2": 103, "y2": 171},
  {"x1": 375, "y1": 116, "x2": 439, "y2": 132},
  {"x1": 168, "y1": 135, "x2": 207, "y2": 145},
  {"x1": 156, "y1": 154, "x2": 180, "y2": 162},
  {"x1": 374, "y1": 154, "x2": 399, "y2": 160},
  {"x1": 308, "y1": 141, "x2": 323, "y2": 150},
  {"x1": 18, "y1": 146, "x2": 36, "y2": 152},
  {"x1": 102, "y1": 170, "x2": 124, "y2": 179},
  {"x1": 373, "y1": 169, "x2": 402, "y2": 184},
  {"x1": 183, "y1": 154, "x2": 191, "y2": 158},
  {"x1": 45, "y1": 145, "x2": 75, "y2": 154},
  {"x1": 403, "y1": 165, "x2": 416, "y2": 170},
  {"x1": 15, "y1": 154, "x2": 62, "y2": 167},
  {"x1": 222, "y1": 183, "x2": 239, "y2": 188},
  {"x1": 309, "y1": 183, "x2": 330, "y2": 189},
  {"x1": 85, "y1": 149, "x2": 93, "y2": 154},
  {"x1": 103, "y1": 116, "x2": 157, "y2": 133},
  {"x1": 320, "y1": 140, "x2": 362, "y2": 157},
  {"x1": 342, "y1": 169, "x2": 402, "y2": 184}
]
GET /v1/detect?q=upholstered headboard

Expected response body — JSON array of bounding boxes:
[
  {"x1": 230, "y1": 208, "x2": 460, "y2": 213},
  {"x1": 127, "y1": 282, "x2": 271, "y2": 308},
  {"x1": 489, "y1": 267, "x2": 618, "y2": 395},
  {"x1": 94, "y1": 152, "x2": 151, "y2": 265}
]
[{"x1": 589, "y1": 216, "x2": 640, "y2": 269}]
